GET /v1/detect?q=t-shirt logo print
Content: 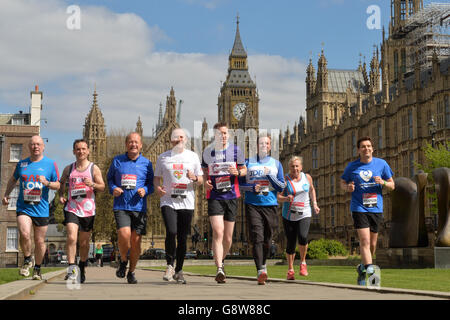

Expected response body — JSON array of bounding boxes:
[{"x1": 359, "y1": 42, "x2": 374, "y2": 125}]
[
  {"x1": 173, "y1": 164, "x2": 183, "y2": 180},
  {"x1": 359, "y1": 170, "x2": 373, "y2": 182}
]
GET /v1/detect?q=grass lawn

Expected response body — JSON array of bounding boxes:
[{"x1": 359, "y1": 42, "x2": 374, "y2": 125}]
[
  {"x1": 149, "y1": 265, "x2": 450, "y2": 293},
  {"x1": 0, "y1": 267, "x2": 64, "y2": 285}
]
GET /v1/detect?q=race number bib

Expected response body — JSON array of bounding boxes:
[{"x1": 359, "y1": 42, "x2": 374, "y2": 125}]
[
  {"x1": 171, "y1": 183, "x2": 187, "y2": 197},
  {"x1": 71, "y1": 183, "x2": 87, "y2": 199},
  {"x1": 24, "y1": 189, "x2": 41, "y2": 204},
  {"x1": 215, "y1": 176, "x2": 231, "y2": 192},
  {"x1": 363, "y1": 193, "x2": 377, "y2": 208},
  {"x1": 208, "y1": 162, "x2": 235, "y2": 176},
  {"x1": 254, "y1": 180, "x2": 270, "y2": 194},
  {"x1": 121, "y1": 174, "x2": 137, "y2": 189},
  {"x1": 290, "y1": 202, "x2": 305, "y2": 215}
]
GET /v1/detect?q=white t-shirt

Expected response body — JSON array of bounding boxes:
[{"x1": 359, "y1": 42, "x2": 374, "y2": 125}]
[{"x1": 154, "y1": 149, "x2": 203, "y2": 210}]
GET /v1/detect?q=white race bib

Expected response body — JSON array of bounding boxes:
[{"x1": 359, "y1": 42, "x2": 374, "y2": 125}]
[
  {"x1": 71, "y1": 183, "x2": 87, "y2": 199},
  {"x1": 171, "y1": 183, "x2": 187, "y2": 196},
  {"x1": 24, "y1": 189, "x2": 41, "y2": 204},
  {"x1": 363, "y1": 193, "x2": 377, "y2": 207},
  {"x1": 208, "y1": 162, "x2": 235, "y2": 176},
  {"x1": 215, "y1": 176, "x2": 231, "y2": 192},
  {"x1": 121, "y1": 174, "x2": 137, "y2": 189}
]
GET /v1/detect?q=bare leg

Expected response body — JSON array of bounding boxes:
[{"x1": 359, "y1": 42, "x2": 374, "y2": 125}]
[
  {"x1": 357, "y1": 228, "x2": 372, "y2": 265},
  {"x1": 17, "y1": 215, "x2": 33, "y2": 258},
  {"x1": 299, "y1": 244, "x2": 308, "y2": 264},
  {"x1": 210, "y1": 216, "x2": 225, "y2": 268},
  {"x1": 78, "y1": 231, "x2": 91, "y2": 262},
  {"x1": 222, "y1": 220, "x2": 235, "y2": 262},
  {"x1": 128, "y1": 231, "x2": 141, "y2": 273},
  {"x1": 117, "y1": 227, "x2": 131, "y2": 263},
  {"x1": 66, "y1": 223, "x2": 79, "y2": 264},
  {"x1": 33, "y1": 225, "x2": 48, "y2": 265}
]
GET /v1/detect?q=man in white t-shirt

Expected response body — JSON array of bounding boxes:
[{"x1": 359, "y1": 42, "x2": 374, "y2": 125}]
[{"x1": 154, "y1": 128, "x2": 203, "y2": 284}]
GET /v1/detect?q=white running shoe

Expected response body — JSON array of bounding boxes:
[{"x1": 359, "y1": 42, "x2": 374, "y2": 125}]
[
  {"x1": 215, "y1": 267, "x2": 226, "y2": 284},
  {"x1": 163, "y1": 265, "x2": 175, "y2": 281},
  {"x1": 19, "y1": 259, "x2": 33, "y2": 277}
]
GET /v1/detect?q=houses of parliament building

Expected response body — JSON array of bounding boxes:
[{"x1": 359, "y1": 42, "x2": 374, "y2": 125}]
[{"x1": 82, "y1": 0, "x2": 449, "y2": 253}]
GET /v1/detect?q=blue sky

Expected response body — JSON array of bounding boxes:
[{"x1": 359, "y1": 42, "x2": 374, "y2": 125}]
[{"x1": 0, "y1": 0, "x2": 416, "y2": 169}]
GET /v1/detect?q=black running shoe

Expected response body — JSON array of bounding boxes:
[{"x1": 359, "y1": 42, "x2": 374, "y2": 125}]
[
  {"x1": 127, "y1": 271, "x2": 138, "y2": 284},
  {"x1": 116, "y1": 260, "x2": 128, "y2": 278}
]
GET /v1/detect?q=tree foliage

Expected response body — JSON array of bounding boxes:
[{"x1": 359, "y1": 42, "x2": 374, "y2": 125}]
[{"x1": 416, "y1": 142, "x2": 450, "y2": 174}]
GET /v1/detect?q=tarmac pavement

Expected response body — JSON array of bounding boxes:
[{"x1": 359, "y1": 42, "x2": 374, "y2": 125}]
[{"x1": 8, "y1": 266, "x2": 447, "y2": 300}]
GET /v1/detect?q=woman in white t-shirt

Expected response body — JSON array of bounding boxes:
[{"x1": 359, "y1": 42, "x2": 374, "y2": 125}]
[{"x1": 154, "y1": 128, "x2": 203, "y2": 284}]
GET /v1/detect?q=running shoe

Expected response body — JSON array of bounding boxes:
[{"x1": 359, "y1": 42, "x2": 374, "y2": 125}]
[
  {"x1": 366, "y1": 265, "x2": 379, "y2": 286},
  {"x1": 32, "y1": 267, "x2": 42, "y2": 280},
  {"x1": 257, "y1": 270, "x2": 268, "y2": 285},
  {"x1": 215, "y1": 267, "x2": 226, "y2": 284},
  {"x1": 286, "y1": 269, "x2": 295, "y2": 280},
  {"x1": 127, "y1": 271, "x2": 138, "y2": 284},
  {"x1": 299, "y1": 263, "x2": 308, "y2": 276},
  {"x1": 174, "y1": 271, "x2": 187, "y2": 284},
  {"x1": 163, "y1": 265, "x2": 175, "y2": 281},
  {"x1": 116, "y1": 260, "x2": 128, "y2": 278},
  {"x1": 356, "y1": 264, "x2": 366, "y2": 286},
  {"x1": 19, "y1": 259, "x2": 33, "y2": 277},
  {"x1": 64, "y1": 265, "x2": 78, "y2": 281}
]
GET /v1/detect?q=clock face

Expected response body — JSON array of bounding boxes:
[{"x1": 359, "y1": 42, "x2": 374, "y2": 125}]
[{"x1": 233, "y1": 102, "x2": 247, "y2": 120}]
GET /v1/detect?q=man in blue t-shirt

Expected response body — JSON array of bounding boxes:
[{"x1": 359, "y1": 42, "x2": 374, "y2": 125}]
[
  {"x1": 340, "y1": 136, "x2": 394, "y2": 286},
  {"x1": 107, "y1": 132, "x2": 154, "y2": 284},
  {"x1": 2, "y1": 136, "x2": 60, "y2": 280},
  {"x1": 239, "y1": 135, "x2": 285, "y2": 285}
]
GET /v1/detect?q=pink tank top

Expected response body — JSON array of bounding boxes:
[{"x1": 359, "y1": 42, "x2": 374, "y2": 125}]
[{"x1": 65, "y1": 162, "x2": 95, "y2": 217}]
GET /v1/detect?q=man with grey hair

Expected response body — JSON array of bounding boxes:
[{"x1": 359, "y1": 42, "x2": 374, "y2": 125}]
[
  {"x1": 2, "y1": 135, "x2": 60, "y2": 280},
  {"x1": 154, "y1": 128, "x2": 203, "y2": 284},
  {"x1": 107, "y1": 132, "x2": 154, "y2": 284}
]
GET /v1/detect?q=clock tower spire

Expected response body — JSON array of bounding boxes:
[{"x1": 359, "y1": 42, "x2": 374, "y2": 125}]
[{"x1": 218, "y1": 15, "x2": 259, "y2": 130}]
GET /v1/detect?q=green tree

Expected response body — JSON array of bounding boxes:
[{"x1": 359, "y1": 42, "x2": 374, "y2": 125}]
[{"x1": 416, "y1": 142, "x2": 450, "y2": 174}]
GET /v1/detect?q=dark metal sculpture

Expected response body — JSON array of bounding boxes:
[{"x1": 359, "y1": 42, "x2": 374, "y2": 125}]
[
  {"x1": 433, "y1": 167, "x2": 450, "y2": 247},
  {"x1": 390, "y1": 177, "x2": 421, "y2": 247}
]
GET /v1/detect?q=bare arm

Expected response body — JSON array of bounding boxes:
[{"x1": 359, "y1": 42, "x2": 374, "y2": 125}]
[
  {"x1": 2, "y1": 175, "x2": 18, "y2": 205},
  {"x1": 91, "y1": 165, "x2": 105, "y2": 192},
  {"x1": 307, "y1": 174, "x2": 320, "y2": 214}
]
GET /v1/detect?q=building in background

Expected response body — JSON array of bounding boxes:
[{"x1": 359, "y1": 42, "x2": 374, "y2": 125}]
[{"x1": 0, "y1": 86, "x2": 42, "y2": 267}]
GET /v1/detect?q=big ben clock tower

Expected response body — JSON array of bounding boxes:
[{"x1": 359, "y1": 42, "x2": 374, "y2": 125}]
[{"x1": 218, "y1": 15, "x2": 259, "y2": 131}]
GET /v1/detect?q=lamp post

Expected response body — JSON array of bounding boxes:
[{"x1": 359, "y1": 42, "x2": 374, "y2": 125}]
[{"x1": 428, "y1": 116, "x2": 437, "y2": 148}]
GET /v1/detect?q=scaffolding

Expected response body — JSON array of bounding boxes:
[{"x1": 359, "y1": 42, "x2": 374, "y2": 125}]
[{"x1": 404, "y1": 2, "x2": 450, "y2": 72}]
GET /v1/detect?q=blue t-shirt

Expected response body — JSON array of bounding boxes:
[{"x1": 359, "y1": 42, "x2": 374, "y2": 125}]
[
  {"x1": 239, "y1": 156, "x2": 285, "y2": 206},
  {"x1": 107, "y1": 153, "x2": 154, "y2": 212},
  {"x1": 201, "y1": 143, "x2": 245, "y2": 201},
  {"x1": 14, "y1": 157, "x2": 60, "y2": 217},
  {"x1": 341, "y1": 157, "x2": 393, "y2": 213}
]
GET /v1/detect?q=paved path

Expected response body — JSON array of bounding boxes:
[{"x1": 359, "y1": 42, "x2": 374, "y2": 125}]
[{"x1": 22, "y1": 266, "x2": 445, "y2": 300}]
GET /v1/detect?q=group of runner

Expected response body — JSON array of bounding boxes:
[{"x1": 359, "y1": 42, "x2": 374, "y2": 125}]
[{"x1": 2, "y1": 123, "x2": 394, "y2": 286}]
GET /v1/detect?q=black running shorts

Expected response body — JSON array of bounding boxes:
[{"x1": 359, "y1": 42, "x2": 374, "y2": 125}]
[
  {"x1": 114, "y1": 210, "x2": 148, "y2": 235},
  {"x1": 207, "y1": 199, "x2": 237, "y2": 222},
  {"x1": 352, "y1": 212, "x2": 383, "y2": 233},
  {"x1": 63, "y1": 210, "x2": 95, "y2": 232}
]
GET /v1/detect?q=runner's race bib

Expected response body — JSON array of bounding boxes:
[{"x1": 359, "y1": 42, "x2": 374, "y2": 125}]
[
  {"x1": 121, "y1": 174, "x2": 137, "y2": 189},
  {"x1": 24, "y1": 189, "x2": 41, "y2": 204},
  {"x1": 363, "y1": 193, "x2": 377, "y2": 208},
  {"x1": 171, "y1": 183, "x2": 187, "y2": 198},
  {"x1": 208, "y1": 162, "x2": 236, "y2": 176},
  {"x1": 71, "y1": 183, "x2": 87, "y2": 200},
  {"x1": 290, "y1": 201, "x2": 305, "y2": 215},
  {"x1": 254, "y1": 180, "x2": 270, "y2": 195},
  {"x1": 215, "y1": 176, "x2": 232, "y2": 192}
]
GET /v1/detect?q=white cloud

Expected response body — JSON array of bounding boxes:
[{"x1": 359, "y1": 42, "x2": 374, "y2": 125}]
[{"x1": 0, "y1": 0, "x2": 306, "y2": 168}]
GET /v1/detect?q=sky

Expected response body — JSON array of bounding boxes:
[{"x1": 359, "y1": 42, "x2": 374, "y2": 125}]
[{"x1": 0, "y1": 0, "x2": 421, "y2": 169}]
